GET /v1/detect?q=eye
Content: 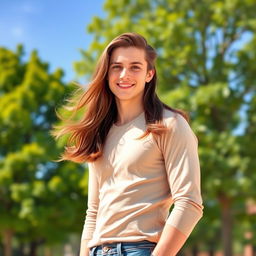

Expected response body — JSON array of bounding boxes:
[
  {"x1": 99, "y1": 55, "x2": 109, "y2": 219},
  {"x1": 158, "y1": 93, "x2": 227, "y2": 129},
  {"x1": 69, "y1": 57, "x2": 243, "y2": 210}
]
[
  {"x1": 131, "y1": 65, "x2": 140, "y2": 70},
  {"x1": 111, "y1": 65, "x2": 122, "y2": 70}
]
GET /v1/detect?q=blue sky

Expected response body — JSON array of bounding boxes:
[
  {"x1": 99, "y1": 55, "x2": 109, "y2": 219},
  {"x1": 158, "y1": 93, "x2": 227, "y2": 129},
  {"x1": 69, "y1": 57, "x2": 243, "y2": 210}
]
[{"x1": 0, "y1": 0, "x2": 105, "y2": 82}]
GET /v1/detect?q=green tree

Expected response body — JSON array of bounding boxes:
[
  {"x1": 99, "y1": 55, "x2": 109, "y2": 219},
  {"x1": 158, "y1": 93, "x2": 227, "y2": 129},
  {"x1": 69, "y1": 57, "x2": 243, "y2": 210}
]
[
  {"x1": 74, "y1": 0, "x2": 256, "y2": 255},
  {"x1": 0, "y1": 46, "x2": 87, "y2": 256}
]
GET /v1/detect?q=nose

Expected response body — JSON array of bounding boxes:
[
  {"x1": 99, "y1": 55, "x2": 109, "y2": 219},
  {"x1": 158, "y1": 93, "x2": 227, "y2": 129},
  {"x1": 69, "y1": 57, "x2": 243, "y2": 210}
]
[{"x1": 120, "y1": 68, "x2": 128, "y2": 79}]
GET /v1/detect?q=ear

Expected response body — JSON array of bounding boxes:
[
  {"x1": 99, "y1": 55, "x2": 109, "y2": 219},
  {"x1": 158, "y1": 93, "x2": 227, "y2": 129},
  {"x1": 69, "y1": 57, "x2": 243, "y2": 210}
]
[{"x1": 146, "y1": 69, "x2": 155, "y2": 83}]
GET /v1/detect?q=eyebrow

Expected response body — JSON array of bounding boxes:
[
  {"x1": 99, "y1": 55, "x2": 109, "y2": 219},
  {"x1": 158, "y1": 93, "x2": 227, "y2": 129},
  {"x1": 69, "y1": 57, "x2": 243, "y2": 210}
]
[{"x1": 110, "y1": 61, "x2": 143, "y2": 65}]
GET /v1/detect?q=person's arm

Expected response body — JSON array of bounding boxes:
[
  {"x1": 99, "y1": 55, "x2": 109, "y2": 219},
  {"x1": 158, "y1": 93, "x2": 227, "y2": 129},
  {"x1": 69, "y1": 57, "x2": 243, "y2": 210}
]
[
  {"x1": 79, "y1": 240, "x2": 90, "y2": 256},
  {"x1": 79, "y1": 163, "x2": 99, "y2": 256},
  {"x1": 154, "y1": 113, "x2": 203, "y2": 255},
  {"x1": 151, "y1": 199, "x2": 202, "y2": 255},
  {"x1": 152, "y1": 224, "x2": 187, "y2": 256}
]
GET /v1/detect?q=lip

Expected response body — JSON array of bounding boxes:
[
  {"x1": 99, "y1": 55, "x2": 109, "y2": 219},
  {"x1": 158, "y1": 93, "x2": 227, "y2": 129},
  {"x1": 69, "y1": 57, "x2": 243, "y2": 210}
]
[{"x1": 117, "y1": 83, "x2": 134, "y2": 89}]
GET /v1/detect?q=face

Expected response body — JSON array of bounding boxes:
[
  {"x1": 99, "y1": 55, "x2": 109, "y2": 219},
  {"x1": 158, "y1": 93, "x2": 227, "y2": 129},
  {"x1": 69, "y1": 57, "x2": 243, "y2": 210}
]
[{"x1": 107, "y1": 47, "x2": 154, "y2": 107}]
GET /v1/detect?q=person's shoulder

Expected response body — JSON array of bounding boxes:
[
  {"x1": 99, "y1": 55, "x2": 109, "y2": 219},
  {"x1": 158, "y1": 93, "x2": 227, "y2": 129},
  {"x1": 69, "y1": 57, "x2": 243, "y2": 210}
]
[
  {"x1": 162, "y1": 108, "x2": 189, "y2": 129},
  {"x1": 162, "y1": 108, "x2": 198, "y2": 143}
]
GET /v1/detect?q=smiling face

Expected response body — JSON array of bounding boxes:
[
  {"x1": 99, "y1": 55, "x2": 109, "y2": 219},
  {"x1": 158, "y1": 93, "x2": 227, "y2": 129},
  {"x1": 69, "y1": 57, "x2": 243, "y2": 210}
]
[{"x1": 107, "y1": 47, "x2": 154, "y2": 108}]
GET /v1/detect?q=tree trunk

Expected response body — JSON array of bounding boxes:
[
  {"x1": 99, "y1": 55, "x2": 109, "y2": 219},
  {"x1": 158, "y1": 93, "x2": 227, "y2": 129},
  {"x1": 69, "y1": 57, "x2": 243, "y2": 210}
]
[
  {"x1": 219, "y1": 194, "x2": 233, "y2": 256},
  {"x1": 208, "y1": 245, "x2": 215, "y2": 256},
  {"x1": 191, "y1": 245, "x2": 199, "y2": 256},
  {"x1": 2, "y1": 229, "x2": 13, "y2": 256},
  {"x1": 28, "y1": 241, "x2": 38, "y2": 256},
  {"x1": 17, "y1": 242, "x2": 26, "y2": 256}
]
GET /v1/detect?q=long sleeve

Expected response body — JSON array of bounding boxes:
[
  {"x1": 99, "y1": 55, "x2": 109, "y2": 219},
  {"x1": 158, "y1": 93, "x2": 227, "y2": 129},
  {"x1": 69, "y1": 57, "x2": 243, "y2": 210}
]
[
  {"x1": 80, "y1": 110, "x2": 203, "y2": 248},
  {"x1": 81, "y1": 163, "x2": 99, "y2": 241},
  {"x1": 158, "y1": 113, "x2": 203, "y2": 237}
]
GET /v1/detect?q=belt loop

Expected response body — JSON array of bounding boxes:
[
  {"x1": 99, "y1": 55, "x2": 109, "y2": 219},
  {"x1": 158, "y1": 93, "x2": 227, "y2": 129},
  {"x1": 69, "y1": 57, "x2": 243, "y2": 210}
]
[
  {"x1": 117, "y1": 242, "x2": 122, "y2": 256},
  {"x1": 90, "y1": 246, "x2": 97, "y2": 256}
]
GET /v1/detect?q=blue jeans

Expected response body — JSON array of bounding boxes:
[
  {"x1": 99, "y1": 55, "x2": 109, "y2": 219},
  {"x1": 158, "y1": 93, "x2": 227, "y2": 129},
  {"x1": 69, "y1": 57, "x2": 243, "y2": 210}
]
[{"x1": 89, "y1": 240, "x2": 156, "y2": 256}]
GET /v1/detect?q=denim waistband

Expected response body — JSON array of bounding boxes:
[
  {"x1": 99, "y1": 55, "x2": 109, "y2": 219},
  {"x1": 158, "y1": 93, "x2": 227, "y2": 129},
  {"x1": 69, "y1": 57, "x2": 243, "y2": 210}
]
[{"x1": 90, "y1": 240, "x2": 156, "y2": 255}]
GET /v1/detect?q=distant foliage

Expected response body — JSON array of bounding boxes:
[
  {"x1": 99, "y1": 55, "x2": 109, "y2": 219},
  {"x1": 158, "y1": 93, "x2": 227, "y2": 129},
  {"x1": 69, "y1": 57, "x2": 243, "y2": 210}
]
[
  {"x1": 0, "y1": 45, "x2": 87, "y2": 256},
  {"x1": 75, "y1": 0, "x2": 256, "y2": 255}
]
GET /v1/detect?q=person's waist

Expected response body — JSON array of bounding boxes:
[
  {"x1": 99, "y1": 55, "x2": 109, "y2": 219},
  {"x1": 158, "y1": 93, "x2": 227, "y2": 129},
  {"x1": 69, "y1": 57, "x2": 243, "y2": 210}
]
[{"x1": 94, "y1": 240, "x2": 156, "y2": 249}]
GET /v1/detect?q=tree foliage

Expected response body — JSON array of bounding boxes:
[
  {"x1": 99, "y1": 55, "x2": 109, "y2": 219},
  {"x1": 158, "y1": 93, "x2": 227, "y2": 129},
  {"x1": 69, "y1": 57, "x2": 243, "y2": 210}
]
[
  {"x1": 74, "y1": 0, "x2": 256, "y2": 255},
  {"x1": 0, "y1": 45, "x2": 87, "y2": 256}
]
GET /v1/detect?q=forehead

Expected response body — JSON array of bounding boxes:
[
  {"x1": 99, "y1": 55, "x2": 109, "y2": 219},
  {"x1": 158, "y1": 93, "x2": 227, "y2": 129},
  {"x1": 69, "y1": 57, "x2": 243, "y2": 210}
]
[{"x1": 110, "y1": 47, "x2": 146, "y2": 63}]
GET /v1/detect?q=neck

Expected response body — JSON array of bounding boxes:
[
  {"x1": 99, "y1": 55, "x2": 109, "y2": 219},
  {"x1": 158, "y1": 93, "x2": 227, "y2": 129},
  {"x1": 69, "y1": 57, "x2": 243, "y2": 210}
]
[{"x1": 115, "y1": 101, "x2": 144, "y2": 126}]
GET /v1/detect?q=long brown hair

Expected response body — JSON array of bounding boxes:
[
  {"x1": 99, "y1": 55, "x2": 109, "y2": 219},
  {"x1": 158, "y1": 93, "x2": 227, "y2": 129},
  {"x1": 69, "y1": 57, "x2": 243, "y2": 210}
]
[{"x1": 52, "y1": 32, "x2": 188, "y2": 163}]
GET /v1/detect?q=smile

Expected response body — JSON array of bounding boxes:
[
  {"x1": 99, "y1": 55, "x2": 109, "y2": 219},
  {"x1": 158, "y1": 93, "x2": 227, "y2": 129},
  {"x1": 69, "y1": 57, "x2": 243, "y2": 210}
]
[{"x1": 117, "y1": 83, "x2": 134, "y2": 89}]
